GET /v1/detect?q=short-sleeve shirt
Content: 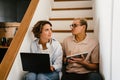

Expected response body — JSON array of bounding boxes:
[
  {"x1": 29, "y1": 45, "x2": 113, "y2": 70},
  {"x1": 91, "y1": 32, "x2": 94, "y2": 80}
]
[{"x1": 63, "y1": 35, "x2": 99, "y2": 74}]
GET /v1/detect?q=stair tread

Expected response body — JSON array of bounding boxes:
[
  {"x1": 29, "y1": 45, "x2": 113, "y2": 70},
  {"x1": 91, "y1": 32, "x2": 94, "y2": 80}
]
[
  {"x1": 49, "y1": 17, "x2": 93, "y2": 20},
  {"x1": 55, "y1": 0, "x2": 92, "y2": 1},
  {"x1": 52, "y1": 7, "x2": 92, "y2": 10},
  {"x1": 53, "y1": 30, "x2": 94, "y2": 33}
]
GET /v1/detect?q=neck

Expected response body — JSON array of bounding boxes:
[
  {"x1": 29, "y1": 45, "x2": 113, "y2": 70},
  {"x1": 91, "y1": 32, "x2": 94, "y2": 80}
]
[
  {"x1": 39, "y1": 39, "x2": 49, "y2": 44},
  {"x1": 38, "y1": 39, "x2": 49, "y2": 50},
  {"x1": 75, "y1": 33, "x2": 86, "y2": 42}
]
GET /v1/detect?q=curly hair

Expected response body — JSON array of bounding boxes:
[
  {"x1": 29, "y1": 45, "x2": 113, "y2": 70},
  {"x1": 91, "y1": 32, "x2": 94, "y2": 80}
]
[{"x1": 32, "y1": 20, "x2": 52, "y2": 38}]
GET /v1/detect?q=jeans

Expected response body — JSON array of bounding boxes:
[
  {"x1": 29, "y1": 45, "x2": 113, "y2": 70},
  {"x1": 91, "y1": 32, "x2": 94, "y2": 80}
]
[
  {"x1": 61, "y1": 72, "x2": 102, "y2": 80},
  {"x1": 24, "y1": 71, "x2": 59, "y2": 80}
]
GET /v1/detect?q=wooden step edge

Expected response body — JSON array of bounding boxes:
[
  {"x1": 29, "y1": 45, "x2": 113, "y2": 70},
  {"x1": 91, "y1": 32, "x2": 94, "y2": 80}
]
[
  {"x1": 53, "y1": 30, "x2": 94, "y2": 33},
  {"x1": 0, "y1": 22, "x2": 20, "y2": 28},
  {"x1": 49, "y1": 17, "x2": 93, "y2": 21},
  {"x1": 0, "y1": 26, "x2": 19, "y2": 28},
  {"x1": 52, "y1": 7, "x2": 92, "y2": 11},
  {"x1": 55, "y1": 0, "x2": 92, "y2": 2}
]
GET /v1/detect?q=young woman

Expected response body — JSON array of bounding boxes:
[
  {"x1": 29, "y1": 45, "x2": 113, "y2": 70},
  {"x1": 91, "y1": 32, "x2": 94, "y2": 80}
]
[{"x1": 24, "y1": 20, "x2": 63, "y2": 80}]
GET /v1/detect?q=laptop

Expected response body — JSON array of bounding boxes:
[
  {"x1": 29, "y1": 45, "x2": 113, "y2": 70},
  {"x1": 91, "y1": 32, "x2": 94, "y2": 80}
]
[
  {"x1": 0, "y1": 48, "x2": 8, "y2": 63},
  {"x1": 20, "y1": 52, "x2": 51, "y2": 73}
]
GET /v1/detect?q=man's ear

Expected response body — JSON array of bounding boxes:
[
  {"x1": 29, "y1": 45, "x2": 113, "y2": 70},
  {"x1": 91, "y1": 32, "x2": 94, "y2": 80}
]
[
  {"x1": 82, "y1": 25, "x2": 86, "y2": 31},
  {"x1": 82, "y1": 25, "x2": 86, "y2": 28}
]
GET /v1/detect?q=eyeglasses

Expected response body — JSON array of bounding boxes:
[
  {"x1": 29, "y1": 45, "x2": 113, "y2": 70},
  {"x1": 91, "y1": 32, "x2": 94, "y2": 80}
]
[{"x1": 70, "y1": 24, "x2": 81, "y2": 29}]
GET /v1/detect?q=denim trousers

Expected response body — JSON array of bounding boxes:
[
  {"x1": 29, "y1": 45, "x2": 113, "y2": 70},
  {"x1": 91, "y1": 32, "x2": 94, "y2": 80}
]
[
  {"x1": 61, "y1": 72, "x2": 102, "y2": 80},
  {"x1": 24, "y1": 71, "x2": 59, "y2": 80}
]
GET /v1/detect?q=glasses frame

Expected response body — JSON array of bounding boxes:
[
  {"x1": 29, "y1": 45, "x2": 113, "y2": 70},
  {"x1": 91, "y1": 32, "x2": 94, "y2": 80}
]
[{"x1": 70, "y1": 24, "x2": 81, "y2": 29}]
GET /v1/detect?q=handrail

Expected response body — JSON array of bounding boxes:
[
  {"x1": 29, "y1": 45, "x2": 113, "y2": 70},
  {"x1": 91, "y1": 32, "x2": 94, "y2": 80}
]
[{"x1": 0, "y1": 0, "x2": 39, "y2": 80}]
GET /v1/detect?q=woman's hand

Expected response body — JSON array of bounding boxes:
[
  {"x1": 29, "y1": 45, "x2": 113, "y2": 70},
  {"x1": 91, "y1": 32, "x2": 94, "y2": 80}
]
[{"x1": 50, "y1": 66, "x2": 55, "y2": 71}]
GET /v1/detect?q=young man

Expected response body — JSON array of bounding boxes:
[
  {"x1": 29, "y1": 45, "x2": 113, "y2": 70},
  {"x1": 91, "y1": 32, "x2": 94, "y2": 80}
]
[{"x1": 61, "y1": 18, "x2": 102, "y2": 80}]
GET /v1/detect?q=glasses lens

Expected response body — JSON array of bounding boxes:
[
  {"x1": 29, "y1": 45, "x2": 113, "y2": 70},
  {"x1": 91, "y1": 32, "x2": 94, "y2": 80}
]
[{"x1": 70, "y1": 24, "x2": 77, "y2": 28}]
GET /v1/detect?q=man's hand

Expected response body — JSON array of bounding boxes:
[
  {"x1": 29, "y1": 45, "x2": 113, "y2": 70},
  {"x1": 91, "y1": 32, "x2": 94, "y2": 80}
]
[
  {"x1": 67, "y1": 58, "x2": 99, "y2": 70},
  {"x1": 67, "y1": 57, "x2": 84, "y2": 64}
]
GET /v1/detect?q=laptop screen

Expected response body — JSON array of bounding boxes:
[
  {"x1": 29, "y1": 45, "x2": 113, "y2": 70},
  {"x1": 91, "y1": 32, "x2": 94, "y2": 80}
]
[
  {"x1": 20, "y1": 52, "x2": 51, "y2": 73},
  {"x1": 0, "y1": 48, "x2": 8, "y2": 63}
]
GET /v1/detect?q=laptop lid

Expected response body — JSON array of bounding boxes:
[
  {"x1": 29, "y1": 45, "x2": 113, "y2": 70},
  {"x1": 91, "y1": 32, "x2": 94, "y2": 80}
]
[
  {"x1": 0, "y1": 48, "x2": 8, "y2": 63},
  {"x1": 20, "y1": 52, "x2": 51, "y2": 73}
]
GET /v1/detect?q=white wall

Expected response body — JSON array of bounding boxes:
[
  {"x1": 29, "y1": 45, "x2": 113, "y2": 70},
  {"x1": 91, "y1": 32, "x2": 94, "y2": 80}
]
[
  {"x1": 94, "y1": 0, "x2": 113, "y2": 80},
  {"x1": 7, "y1": 0, "x2": 52, "y2": 80},
  {"x1": 112, "y1": 0, "x2": 120, "y2": 80},
  {"x1": 94, "y1": 0, "x2": 120, "y2": 80}
]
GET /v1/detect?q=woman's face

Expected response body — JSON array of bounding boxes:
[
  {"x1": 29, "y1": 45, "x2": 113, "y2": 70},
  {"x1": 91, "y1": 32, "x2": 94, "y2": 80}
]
[{"x1": 40, "y1": 24, "x2": 52, "y2": 41}]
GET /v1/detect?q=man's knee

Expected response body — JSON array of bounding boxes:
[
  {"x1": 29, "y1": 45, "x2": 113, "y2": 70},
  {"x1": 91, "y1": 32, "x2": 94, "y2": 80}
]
[{"x1": 88, "y1": 72, "x2": 102, "y2": 80}]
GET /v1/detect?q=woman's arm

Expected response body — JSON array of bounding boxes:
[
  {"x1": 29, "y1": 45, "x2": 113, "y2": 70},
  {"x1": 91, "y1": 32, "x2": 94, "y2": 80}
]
[{"x1": 52, "y1": 41, "x2": 63, "y2": 72}]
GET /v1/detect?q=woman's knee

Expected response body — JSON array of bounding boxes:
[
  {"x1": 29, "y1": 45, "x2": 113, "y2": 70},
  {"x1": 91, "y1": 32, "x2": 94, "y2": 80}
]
[
  {"x1": 37, "y1": 73, "x2": 49, "y2": 80},
  {"x1": 25, "y1": 72, "x2": 36, "y2": 80},
  {"x1": 37, "y1": 72, "x2": 59, "y2": 80}
]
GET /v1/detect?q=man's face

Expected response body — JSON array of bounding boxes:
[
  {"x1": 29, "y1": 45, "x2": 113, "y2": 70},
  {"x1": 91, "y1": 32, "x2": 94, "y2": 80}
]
[{"x1": 70, "y1": 20, "x2": 84, "y2": 35}]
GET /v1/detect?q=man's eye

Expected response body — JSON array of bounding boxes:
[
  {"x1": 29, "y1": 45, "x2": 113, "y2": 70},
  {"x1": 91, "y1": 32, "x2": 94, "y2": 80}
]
[{"x1": 50, "y1": 28, "x2": 52, "y2": 31}]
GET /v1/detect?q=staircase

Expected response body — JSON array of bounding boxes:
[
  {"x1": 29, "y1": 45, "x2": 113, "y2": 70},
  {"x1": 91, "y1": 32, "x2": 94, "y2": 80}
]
[{"x1": 49, "y1": 0, "x2": 94, "y2": 42}]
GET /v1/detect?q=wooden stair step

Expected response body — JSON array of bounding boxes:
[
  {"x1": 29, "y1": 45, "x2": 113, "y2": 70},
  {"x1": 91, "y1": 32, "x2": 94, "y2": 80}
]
[
  {"x1": 52, "y1": 7, "x2": 92, "y2": 11},
  {"x1": 49, "y1": 17, "x2": 93, "y2": 20},
  {"x1": 55, "y1": 0, "x2": 92, "y2": 2},
  {"x1": 53, "y1": 30, "x2": 94, "y2": 33}
]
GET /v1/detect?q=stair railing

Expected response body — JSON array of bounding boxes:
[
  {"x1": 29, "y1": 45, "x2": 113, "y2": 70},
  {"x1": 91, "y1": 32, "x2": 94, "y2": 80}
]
[{"x1": 0, "y1": 0, "x2": 39, "y2": 79}]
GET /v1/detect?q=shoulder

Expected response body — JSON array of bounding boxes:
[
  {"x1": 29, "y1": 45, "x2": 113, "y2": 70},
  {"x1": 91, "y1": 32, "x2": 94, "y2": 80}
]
[
  {"x1": 63, "y1": 35, "x2": 73, "y2": 43},
  {"x1": 30, "y1": 38, "x2": 39, "y2": 47},
  {"x1": 86, "y1": 36, "x2": 99, "y2": 46},
  {"x1": 31, "y1": 38, "x2": 38, "y2": 44},
  {"x1": 51, "y1": 38, "x2": 61, "y2": 47}
]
